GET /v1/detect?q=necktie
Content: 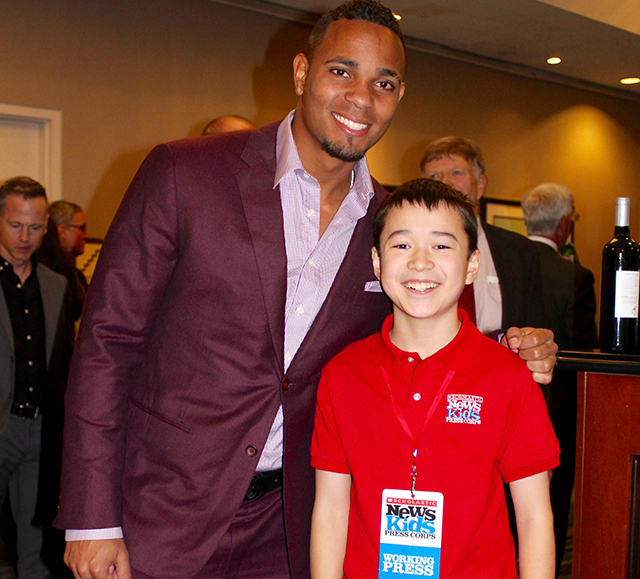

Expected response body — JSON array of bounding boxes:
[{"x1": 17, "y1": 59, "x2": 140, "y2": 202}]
[{"x1": 459, "y1": 282, "x2": 476, "y2": 325}]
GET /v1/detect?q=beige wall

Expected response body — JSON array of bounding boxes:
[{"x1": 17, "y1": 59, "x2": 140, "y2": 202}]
[{"x1": 2, "y1": 0, "x2": 640, "y2": 315}]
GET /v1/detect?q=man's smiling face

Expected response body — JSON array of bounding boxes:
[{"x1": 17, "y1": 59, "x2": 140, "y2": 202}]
[{"x1": 292, "y1": 18, "x2": 405, "y2": 165}]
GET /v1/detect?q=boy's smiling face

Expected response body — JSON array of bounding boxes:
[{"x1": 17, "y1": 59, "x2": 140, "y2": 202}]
[{"x1": 372, "y1": 201, "x2": 479, "y2": 331}]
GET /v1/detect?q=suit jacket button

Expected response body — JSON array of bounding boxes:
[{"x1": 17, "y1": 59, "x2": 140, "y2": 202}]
[
  {"x1": 245, "y1": 446, "x2": 258, "y2": 457},
  {"x1": 282, "y1": 379, "x2": 290, "y2": 391}
]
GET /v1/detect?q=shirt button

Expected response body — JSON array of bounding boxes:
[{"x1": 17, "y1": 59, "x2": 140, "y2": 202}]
[
  {"x1": 29, "y1": 387, "x2": 33, "y2": 392},
  {"x1": 413, "y1": 393, "x2": 421, "y2": 401},
  {"x1": 28, "y1": 361, "x2": 33, "y2": 366},
  {"x1": 407, "y1": 357, "x2": 414, "y2": 363},
  {"x1": 284, "y1": 352, "x2": 292, "y2": 363},
  {"x1": 296, "y1": 305, "x2": 304, "y2": 315},
  {"x1": 308, "y1": 258, "x2": 315, "y2": 267},
  {"x1": 307, "y1": 208, "x2": 315, "y2": 217},
  {"x1": 245, "y1": 446, "x2": 258, "y2": 458},
  {"x1": 17, "y1": 283, "x2": 22, "y2": 289},
  {"x1": 24, "y1": 309, "x2": 29, "y2": 314},
  {"x1": 282, "y1": 379, "x2": 291, "y2": 391},
  {"x1": 26, "y1": 335, "x2": 31, "y2": 340}
]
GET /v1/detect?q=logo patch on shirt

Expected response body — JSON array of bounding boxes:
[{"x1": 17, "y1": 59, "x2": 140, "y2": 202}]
[{"x1": 445, "y1": 394, "x2": 483, "y2": 425}]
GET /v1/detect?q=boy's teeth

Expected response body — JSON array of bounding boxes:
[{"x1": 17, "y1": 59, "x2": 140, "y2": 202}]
[
  {"x1": 405, "y1": 281, "x2": 438, "y2": 291},
  {"x1": 334, "y1": 114, "x2": 367, "y2": 131}
]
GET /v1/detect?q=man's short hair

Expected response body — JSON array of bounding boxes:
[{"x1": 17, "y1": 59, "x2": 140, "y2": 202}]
[
  {"x1": 0, "y1": 176, "x2": 47, "y2": 213},
  {"x1": 308, "y1": 0, "x2": 405, "y2": 61},
  {"x1": 373, "y1": 178, "x2": 478, "y2": 257},
  {"x1": 521, "y1": 182, "x2": 574, "y2": 237},
  {"x1": 420, "y1": 136, "x2": 486, "y2": 180},
  {"x1": 48, "y1": 200, "x2": 83, "y2": 227}
]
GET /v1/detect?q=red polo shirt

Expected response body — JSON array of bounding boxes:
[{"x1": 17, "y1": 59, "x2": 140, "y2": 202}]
[{"x1": 311, "y1": 311, "x2": 560, "y2": 579}]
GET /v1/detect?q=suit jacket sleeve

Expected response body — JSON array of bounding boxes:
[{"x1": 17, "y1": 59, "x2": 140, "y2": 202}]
[
  {"x1": 57, "y1": 144, "x2": 180, "y2": 528},
  {"x1": 571, "y1": 265, "x2": 599, "y2": 351}
]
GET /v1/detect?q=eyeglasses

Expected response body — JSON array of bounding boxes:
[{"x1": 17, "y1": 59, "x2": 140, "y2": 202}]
[{"x1": 67, "y1": 223, "x2": 87, "y2": 232}]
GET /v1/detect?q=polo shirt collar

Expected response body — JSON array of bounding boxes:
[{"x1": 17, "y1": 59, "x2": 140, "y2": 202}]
[{"x1": 377, "y1": 309, "x2": 482, "y2": 375}]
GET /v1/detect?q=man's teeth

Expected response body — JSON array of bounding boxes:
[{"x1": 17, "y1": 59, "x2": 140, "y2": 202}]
[
  {"x1": 404, "y1": 281, "x2": 438, "y2": 291},
  {"x1": 334, "y1": 114, "x2": 367, "y2": 131}
]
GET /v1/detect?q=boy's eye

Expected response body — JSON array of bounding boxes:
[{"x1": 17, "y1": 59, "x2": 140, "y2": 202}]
[
  {"x1": 434, "y1": 244, "x2": 451, "y2": 250},
  {"x1": 393, "y1": 243, "x2": 409, "y2": 249}
]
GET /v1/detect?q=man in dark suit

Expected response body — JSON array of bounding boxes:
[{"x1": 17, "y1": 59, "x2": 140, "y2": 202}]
[
  {"x1": 57, "y1": 3, "x2": 558, "y2": 579},
  {"x1": 522, "y1": 182, "x2": 598, "y2": 574},
  {"x1": 421, "y1": 137, "x2": 546, "y2": 332},
  {"x1": 0, "y1": 176, "x2": 71, "y2": 579}
]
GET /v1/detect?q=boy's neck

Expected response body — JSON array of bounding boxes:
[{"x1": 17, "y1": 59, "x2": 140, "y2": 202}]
[{"x1": 389, "y1": 309, "x2": 462, "y2": 360}]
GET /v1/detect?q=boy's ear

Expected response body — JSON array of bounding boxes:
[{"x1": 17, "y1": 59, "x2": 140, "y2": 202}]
[
  {"x1": 465, "y1": 249, "x2": 480, "y2": 285},
  {"x1": 371, "y1": 247, "x2": 381, "y2": 280}
]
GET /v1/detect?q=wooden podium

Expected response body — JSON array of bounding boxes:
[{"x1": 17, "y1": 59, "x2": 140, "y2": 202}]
[{"x1": 557, "y1": 352, "x2": 640, "y2": 579}]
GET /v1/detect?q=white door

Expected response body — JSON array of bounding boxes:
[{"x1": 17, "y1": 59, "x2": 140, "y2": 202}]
[{"x1": 0, "y1": 104, "x2": 62, "y2": 200}]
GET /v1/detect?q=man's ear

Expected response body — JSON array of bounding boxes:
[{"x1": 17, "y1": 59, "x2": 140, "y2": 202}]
[
  {"x1": 465, "y1": 249, "x2": 480, "y2": 284},
  {"x1": 477, "y1": 174, "x2": 488, "y2": 200},
  {"x1": 56, "y1": 222, "x2": 66, "y2": 239},
  {"x1": 371, "y1": 246, "x2": 381, "y2": 280},
  {"x1": 293, "y1": 53, "x2": 309, "y2": 96}
]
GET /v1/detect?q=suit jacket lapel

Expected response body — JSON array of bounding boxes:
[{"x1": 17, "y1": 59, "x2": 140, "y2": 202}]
[
  {"x1": 236, "y1": 124, "x2": 287, "y2": 375},
  {"x1": 290, "y1": 186, "x2": 386, "y2": 374},
  {"x1": 36, "y1": 265, "x2": 60, "y2": 365},
  {"x1": 0, "y1": 288, "x2": 13, "y2": 354}
]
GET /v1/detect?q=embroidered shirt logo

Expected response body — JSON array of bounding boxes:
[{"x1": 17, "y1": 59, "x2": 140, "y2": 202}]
[{"x1": 446, "y1": 394, "x2": 483, "y2": 425}]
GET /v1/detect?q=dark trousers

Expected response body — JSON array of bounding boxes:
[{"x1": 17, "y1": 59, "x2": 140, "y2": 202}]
[{"x1": 133, "y1": 487, "x2": 290, "y2": 579}]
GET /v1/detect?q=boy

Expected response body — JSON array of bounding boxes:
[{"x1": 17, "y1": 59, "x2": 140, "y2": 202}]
[{"x1": 310, "y1": 178, "x2": 559, "y2": 579}]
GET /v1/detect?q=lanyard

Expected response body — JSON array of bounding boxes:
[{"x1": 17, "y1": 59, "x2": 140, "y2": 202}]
[{"x1": 380, "y1": 364, "x2": 455, "y2": 497}]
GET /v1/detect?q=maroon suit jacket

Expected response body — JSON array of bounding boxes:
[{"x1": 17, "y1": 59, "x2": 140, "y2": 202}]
[{"x1": 56, "y1": 121, "x2": 391, "y2": 579}]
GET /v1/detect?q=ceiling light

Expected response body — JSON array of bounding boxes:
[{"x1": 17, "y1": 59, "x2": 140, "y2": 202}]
[
  {"x1": 620, "y1": 77, "x2": 640, "y2": 85},
  {"x1": 547, "y1": 57, "x2": 561, "y2": 65},
  {"x1": 393, "y1": 13, "x2": 401, "y2": 21}
]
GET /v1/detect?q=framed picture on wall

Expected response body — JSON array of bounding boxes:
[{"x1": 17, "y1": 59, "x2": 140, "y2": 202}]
[
  {"x1": 76, "y1": 238, "x2": 103, "y2": 285},
  {"x1": 480, "y1": 197, "x2": 526, "y2": 237}
]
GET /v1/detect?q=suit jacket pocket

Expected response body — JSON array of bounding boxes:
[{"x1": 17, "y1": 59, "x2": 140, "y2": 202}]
[{"x1": 128, "y1": 396, "x2": 191, "y2": 432}]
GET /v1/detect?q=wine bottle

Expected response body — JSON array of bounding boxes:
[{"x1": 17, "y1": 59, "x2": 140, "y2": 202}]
[{"x1": 599, "y1": 197, "x2": 640, "y2": 353}]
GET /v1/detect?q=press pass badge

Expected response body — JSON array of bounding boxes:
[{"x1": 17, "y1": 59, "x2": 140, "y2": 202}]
[{"x1": 379, "y1": 489, "x2": 443, "y2": 578}]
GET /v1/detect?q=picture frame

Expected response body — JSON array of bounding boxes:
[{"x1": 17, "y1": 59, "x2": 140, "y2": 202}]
[{"x1": 480, "y1": 197, "x2": 526, "y2": 236}]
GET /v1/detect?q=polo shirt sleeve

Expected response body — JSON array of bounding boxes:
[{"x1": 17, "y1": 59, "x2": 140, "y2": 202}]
[
  {"x1": 497, "y1": 366, "x2": 560, "y2": 483},
  {"x1": 310, "y1": 370, "x2": 351, "y2": 475}
]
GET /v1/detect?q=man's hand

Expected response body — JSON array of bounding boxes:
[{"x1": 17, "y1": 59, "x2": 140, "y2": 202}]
[
  {"x1": 65, "y1": 539, "x2": 131, "y2": 579},
  {"x1": 502, "y1": 327, "x2": 557, "y2": 385}
]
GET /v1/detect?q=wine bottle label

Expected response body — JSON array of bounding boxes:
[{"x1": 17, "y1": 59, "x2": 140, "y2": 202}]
[{"x1": 614, "y1": 270, "x2": 640, "y2": 318}]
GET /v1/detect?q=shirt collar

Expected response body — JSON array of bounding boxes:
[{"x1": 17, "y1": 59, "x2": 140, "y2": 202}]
[
  {"x1": 528, "y1": 235, "x2": 558, "y2": 252},
  {"x1": 377, "y1": 310, "x2": 481, "y2": 375},
  {"x1": 274, "y1": 110, "x2": 375, "y2": 205}
]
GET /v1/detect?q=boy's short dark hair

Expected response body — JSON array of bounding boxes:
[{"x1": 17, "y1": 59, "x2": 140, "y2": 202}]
[
  {"x1": 0, "y1": 176, "x2": 47, "y2": 213},
  {"x1": 373, "y1": 178, "x2": 478, "y2": 257},
  {"x1": 308, "y1": 0, "x2": 405, "y2": 62}
]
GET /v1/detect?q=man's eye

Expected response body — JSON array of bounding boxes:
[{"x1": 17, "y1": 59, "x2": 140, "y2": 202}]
[
  {"x1": 331, "y1": 68, "x2": 349, "y2": 77},
  {"x1": 377, "y1": 80, "x2": 396, "y2": 90}
]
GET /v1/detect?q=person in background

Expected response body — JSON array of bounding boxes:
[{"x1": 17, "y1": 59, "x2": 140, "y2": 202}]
[
  {"x1": 56, "y1": 3, "x2": 557, "y2": 579},
  {"x1": 0, "y1": 177, "x2": 72, "y2": 579},
  {"x1": 522, "y1": 182, "x2": 598, "y2": 575},
  {"x1": 201, "y1": 115, "x2": 255, "y2": 135},
  {"x1": 421, "y1": 137, "x2": 545, "y2": 334},
  {"x1": 37, "y1": 202, "x2": 88, "y2": 323}
]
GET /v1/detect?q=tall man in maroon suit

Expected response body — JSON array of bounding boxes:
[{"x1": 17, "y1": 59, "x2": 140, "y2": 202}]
[{"x1": 56, "y1": 3, "x2": 557, "y2": 579}]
